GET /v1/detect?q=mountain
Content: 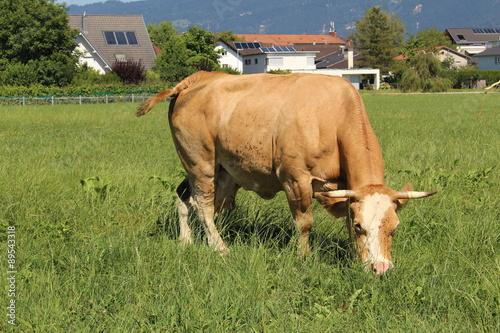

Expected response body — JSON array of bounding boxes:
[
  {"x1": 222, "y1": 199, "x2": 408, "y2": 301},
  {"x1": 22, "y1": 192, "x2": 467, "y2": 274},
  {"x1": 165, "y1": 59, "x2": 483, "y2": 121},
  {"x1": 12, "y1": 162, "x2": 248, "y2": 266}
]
[{"x1": 68, "y1": 0, "x2": 500, "y2": 39}]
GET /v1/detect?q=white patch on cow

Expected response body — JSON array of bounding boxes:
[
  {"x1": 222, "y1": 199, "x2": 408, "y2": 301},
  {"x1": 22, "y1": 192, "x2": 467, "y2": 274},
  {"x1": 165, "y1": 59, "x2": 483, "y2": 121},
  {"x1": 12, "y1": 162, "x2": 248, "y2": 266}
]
[{"x1": 361, "y1": 193, "x2": 393, "y2": 266}]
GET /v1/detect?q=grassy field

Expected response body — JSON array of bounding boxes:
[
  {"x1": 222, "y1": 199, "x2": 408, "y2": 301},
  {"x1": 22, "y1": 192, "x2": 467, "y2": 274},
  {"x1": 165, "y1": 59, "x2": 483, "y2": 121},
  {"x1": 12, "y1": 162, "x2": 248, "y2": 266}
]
[{"x1": 1, "y1": 92, "x2": 499, "y2": 332}]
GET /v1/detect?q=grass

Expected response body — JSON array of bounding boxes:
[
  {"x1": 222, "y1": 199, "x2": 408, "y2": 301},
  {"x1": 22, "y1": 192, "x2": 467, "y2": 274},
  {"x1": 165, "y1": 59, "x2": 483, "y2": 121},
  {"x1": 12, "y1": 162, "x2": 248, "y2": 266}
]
[{"x1": 1, "y1": 93, "x2": 499, "y2": 332}]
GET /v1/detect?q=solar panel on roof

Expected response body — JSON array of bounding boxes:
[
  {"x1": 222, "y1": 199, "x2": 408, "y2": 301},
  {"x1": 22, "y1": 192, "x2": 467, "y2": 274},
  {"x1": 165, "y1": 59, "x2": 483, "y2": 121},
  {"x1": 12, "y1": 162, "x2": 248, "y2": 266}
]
[{"x1": 234, "y1": 42, "x2": 261, "y2": 50}]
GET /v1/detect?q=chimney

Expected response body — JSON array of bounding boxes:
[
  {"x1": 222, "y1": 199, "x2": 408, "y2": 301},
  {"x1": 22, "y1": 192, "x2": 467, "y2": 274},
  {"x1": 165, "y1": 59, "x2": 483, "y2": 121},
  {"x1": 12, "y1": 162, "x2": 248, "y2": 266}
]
[
  {"x1": 82, "y1": 12, "x2": 88, "y2": 34},
  {"x1": 347, "y1": 47, "x2": 354, "y2": 69},
  {"x1": 329, "y1": 21, "x2": 337, "y2": 37}
]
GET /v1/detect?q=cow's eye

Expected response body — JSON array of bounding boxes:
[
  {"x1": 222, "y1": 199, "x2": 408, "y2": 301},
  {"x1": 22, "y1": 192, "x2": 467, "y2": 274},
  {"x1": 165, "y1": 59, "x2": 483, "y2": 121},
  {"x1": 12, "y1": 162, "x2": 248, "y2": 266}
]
[{"x1": 353, "y1": 222, "x2": 365, "y2": 234}]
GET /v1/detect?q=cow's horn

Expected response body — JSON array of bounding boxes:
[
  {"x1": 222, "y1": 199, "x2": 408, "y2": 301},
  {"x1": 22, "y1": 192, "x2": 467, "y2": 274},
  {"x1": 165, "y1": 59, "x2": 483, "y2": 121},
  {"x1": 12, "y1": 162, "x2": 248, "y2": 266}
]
[
  {"x1": 321, "y1": 190, "x2": 357, "y2": 198},
  {"x1": 395, "y1": 190, "x2": 438, "y2": 199}
]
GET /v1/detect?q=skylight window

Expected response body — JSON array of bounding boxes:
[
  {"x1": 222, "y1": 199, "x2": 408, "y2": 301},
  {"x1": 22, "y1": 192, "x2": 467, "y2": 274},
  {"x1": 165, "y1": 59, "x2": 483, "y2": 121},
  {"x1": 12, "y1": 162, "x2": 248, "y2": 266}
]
[
  {"x1": 457, "y1": 34, "x2": 466, "y2": 41},
  {"x1": 104, "y1": 31, "x2": 139, "y2": 46}
]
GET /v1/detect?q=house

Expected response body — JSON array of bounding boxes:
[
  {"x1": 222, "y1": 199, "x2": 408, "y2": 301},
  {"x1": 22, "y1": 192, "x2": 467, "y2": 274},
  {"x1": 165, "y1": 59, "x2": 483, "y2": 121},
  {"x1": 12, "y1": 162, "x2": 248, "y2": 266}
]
[
  {"x1": 216, "y1": 39, "x2": 318, "y2": 74},
  {"x1": 218, "y1": 32, "x2": 379, "y2": 89},
  {"x1": 475, "y1": 45, "x2": 500, "y2": 70},
  {"x1": 68, "y1": 14, "x2": 156, "y2": 73},
  {"x1": 435, "y1": 46, "x2": 471, "y2": 67},
  {"x1": 394, "y1": 47, "x2": 470, "y2": 68},
  {"x1": 445, "y1": 28, "x2": 500, "y2": 55}
]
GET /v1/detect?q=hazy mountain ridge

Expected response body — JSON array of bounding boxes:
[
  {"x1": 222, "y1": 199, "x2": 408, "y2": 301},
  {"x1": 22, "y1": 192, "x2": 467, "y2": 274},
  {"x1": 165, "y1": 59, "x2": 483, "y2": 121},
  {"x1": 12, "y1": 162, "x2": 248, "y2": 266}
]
[{"x1": 68, "y1": 0, "x2": 500, "y2": 38}]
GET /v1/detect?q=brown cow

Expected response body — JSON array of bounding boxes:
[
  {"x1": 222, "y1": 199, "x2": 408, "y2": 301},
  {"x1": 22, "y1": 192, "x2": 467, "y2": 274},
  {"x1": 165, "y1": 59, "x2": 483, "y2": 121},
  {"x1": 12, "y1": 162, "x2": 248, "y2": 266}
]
[{"x1": 137, "y1": 71, "x2": 436, "y2": 275}]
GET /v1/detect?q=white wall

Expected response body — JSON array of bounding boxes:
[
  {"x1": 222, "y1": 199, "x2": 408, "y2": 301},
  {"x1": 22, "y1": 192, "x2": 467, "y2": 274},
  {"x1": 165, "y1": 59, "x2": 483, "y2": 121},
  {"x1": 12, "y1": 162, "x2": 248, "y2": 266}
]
[
  {"x1": 242, "y1": 53, "x2": 317, "y2": 74},
  {"x1": 436, "y1": 50, "x2": 469, "y2": 67},
  {"x1": 457, "y1": 45, "x2": 487, "y2": 55},
  {"x1": 74, "y1": 35, "x2": 109, "y2": 73},
  {"x1": 215, "y1": 43, "x2": 242, "y2": 72},
  {"x1": 292, "y1": 68, "x2": 381, "y2": 90}
]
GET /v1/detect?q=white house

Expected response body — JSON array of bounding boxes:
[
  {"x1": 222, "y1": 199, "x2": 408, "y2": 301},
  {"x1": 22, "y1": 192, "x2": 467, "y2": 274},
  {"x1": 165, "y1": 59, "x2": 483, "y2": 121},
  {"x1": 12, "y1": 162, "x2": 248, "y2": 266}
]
[
  {"x1": 445, "y1": 28, "x2": 500, "y2": 55},
  {"x1": 68, "y1": 14, "x2": 156, "y2": 73},
  {"x1": 216, "y1": 40, "x2": 318, "y2": 74},
  {"x1": 435, "y1": 46, "x2": 471, "y2": 67},
  {"x1": 475, "y1": 45, "x2": 500, "y2": 70}
]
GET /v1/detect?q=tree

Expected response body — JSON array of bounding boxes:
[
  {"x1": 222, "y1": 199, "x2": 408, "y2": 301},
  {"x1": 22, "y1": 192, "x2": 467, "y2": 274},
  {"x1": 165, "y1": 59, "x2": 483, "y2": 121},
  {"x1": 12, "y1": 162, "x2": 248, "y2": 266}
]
[
  {"x1": 213, "y1": 30, "x2": 244, "y2": 42},
  {"x1": 0, "y1": 0, "x2": 78, "y2": 86},
  {"x1": 405, "y1": 28, "x2": 456, "y2": 55},
  {"x1": 182, "y1": 26, "x2": 220, "y2": 65},
  {"x1": 350, "y1": 6, "x2": 405, "y2": 72},
  {"x1": 148, "y1": 22, "x2": 190, "y2": 82},
  {"x1": 401, "y1": 52, "x2": 450, "y2": 92}
]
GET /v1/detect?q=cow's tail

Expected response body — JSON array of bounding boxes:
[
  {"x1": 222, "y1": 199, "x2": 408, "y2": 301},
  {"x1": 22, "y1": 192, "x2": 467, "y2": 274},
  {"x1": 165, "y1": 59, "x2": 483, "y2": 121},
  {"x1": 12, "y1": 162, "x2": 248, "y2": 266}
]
[
  {"x1": 136, "y1": 73, "x2": 200, "y2": 117},
  {"x1": 136, "y1": 89, "x2": 176, "y2": 117}
]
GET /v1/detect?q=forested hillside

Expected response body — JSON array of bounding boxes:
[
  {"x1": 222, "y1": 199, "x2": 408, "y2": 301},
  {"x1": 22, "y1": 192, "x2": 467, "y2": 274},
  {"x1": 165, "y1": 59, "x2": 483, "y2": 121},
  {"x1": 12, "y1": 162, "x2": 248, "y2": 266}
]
[{"x1": 68, "y1": 0, "x2": 500, "y2": 37}]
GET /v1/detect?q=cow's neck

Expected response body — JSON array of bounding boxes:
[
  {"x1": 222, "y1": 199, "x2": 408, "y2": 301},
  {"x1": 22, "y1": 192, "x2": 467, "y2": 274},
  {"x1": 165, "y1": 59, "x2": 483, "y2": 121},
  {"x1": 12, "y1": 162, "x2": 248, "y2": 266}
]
[{"x1": 338, "y1": 112, "x2": 385, "y2": 190}]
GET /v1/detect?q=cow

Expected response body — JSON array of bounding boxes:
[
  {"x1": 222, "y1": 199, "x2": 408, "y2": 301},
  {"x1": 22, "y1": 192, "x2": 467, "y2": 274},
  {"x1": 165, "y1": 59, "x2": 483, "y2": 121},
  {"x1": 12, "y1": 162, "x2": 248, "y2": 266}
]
[{"x1": 137, "y1": 71, "x2": 436, "y2": 275}]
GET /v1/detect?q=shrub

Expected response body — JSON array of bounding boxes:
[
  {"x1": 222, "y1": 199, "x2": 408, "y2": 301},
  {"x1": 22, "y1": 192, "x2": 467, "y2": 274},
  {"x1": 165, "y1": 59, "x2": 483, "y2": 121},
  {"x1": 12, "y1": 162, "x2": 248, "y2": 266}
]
[
  {"x1": 216, "y1": 66, "x2": 241, "y2": 75},
  {"x1": 267, "y1": 69, "x2": 292, "y2": 75},
  {"x1": 112, "y1": 59, "x2": 146, "y2": 84},
  {"x1": 379, "y1": 82, "x2": 392, "y2": 90}
]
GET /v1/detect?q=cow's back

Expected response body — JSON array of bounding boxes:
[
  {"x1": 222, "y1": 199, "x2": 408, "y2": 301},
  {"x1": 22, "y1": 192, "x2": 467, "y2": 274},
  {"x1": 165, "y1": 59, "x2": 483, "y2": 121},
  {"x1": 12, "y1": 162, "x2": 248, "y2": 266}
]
[{"x1": 169, "y1": 72, "x2": 376, "y2": 193}]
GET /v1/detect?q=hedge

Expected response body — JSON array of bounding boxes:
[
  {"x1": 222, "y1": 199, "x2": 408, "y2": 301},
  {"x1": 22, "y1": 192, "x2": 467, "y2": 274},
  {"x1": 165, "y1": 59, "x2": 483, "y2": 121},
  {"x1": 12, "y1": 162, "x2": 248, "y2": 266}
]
[{"x1": 0, "y1": 83, "x2": 170, "y2": 98}]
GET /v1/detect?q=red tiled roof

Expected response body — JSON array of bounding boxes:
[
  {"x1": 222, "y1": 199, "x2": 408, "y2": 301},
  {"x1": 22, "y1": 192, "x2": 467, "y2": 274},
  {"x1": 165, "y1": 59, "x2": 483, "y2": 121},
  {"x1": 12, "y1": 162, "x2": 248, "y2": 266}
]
[
  {"x1": 152, "y1": 44, "x2": 163, "y2": 55},
  {"x1": 236, "y1": 34, "x2": 346, "y2": 46}
]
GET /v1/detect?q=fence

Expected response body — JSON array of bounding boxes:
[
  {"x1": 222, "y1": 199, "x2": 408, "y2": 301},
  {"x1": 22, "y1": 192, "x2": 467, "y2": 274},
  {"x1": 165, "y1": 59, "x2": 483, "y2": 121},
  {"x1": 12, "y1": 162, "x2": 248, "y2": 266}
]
[{"x1": 0, "y1": 92, "x2": 157, "y2": 106}]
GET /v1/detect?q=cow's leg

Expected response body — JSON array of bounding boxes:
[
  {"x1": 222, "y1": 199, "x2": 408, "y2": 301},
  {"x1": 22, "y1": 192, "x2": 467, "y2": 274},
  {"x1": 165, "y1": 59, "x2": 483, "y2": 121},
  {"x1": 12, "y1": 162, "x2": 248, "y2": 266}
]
[
  {"x1": 187, "y1": 171, "x2": 229, "y2": 255},
  {"x1": 193, "y1": 192, "x2": 229, "y2": 255},
  {"x1": 176, "y1": 177, "x2": 194, "y2": 245},
  {"x1": 284, "y1": 180, "x2": 314, "y2": 256}
]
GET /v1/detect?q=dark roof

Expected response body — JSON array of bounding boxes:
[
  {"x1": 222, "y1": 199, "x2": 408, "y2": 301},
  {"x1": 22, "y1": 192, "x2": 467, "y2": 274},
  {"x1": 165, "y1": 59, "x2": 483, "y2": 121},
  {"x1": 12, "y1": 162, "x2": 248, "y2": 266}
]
[
  {"x1": 69, "y1": 14, "x2": 156, "y2": 70},
  {"x1": 475, "y1": 45, "x2": 500, "y2": 57},
  {"x1": 315, "y1": 49, "x2": 361, "y2": 69},
  {"x1": 445, "y1": 28, "x2": 500, "y2": 44},
  {"x1": 293, "y1": 45, "x2": 343, "y2": 59}
]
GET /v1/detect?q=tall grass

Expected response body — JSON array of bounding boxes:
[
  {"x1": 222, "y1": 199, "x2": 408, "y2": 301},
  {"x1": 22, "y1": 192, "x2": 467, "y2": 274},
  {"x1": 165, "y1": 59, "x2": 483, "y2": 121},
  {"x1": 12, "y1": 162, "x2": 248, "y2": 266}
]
[{"x1": 1, "y1": 93, "x2": 498, "y2": 332}]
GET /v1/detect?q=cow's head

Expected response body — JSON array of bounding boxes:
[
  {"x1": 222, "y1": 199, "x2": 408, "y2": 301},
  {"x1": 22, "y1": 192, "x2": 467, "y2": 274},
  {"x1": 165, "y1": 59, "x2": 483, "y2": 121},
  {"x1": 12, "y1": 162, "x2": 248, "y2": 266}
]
[{"x1": 316, "y1": 184, "x2": 437, "y2": 275}]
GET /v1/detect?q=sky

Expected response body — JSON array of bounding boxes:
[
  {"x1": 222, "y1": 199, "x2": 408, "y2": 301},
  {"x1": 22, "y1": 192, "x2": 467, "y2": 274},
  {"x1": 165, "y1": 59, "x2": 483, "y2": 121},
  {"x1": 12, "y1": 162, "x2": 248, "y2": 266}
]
[{"x1": 58, "y1": 0, "x2": 137, "y2": 5}]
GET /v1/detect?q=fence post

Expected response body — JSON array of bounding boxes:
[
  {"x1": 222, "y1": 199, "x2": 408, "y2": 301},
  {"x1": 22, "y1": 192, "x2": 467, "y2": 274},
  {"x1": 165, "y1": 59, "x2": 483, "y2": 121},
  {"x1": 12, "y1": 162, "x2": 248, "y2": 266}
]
[
  {"x1": 22, "y1": 96, "x2": 25, "y2": 106},
  {"x1": 105, "y1": 94, "x2": 108, "y2": 104},
  {"x1": 132, "y1": 93, "x2": 135, "y2": 103},
  {"x1": 51, "y1": 96, "x2": 54, "y2": 106},
  {"x1": 79, "y1": 95, "x2": 82, "y2": 105}
]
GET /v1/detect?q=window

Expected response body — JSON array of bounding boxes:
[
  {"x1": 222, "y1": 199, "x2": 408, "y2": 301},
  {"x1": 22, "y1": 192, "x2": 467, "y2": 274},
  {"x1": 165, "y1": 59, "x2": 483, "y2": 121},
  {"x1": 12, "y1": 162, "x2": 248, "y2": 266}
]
[
  {"x1": 244, "y1": 59, "x2": 251, "y2": 65},
  {"x1": 254, "y1": 59, "x2": 258, "y2": 64},
  {"x1": 457, "y1": 34, "x2": 466, "y2": 41},
  {"x1": 268, "y1": 57, "x2": 283, "y2": 66},
  {"x1": 104, "y1": 31, "x2": 139, "y2": 45},
  {"x1": 496, "y1": 57, "x2": 500, "y2": 65},
  {"x1": 115, "y1": 54, "x2": 126, "y2": 61}
]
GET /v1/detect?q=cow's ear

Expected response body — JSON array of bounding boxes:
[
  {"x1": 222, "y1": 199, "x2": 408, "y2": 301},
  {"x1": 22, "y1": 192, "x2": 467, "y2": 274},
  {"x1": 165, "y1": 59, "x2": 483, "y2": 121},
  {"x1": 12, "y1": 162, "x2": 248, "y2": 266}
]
[
  {"x1": 396, "y1": 184, "x2": 413, "y2": 209},
  {"x1": 314, "y1": 193, "x2": 349, "y2": 218}
]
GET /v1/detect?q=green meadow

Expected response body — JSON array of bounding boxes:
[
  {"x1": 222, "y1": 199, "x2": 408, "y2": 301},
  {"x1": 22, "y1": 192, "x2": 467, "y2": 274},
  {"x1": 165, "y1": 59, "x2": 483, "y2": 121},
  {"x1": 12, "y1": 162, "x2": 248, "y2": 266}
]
[{"x1": 1, "y1": 92, "x2": 499, "y2": 332}]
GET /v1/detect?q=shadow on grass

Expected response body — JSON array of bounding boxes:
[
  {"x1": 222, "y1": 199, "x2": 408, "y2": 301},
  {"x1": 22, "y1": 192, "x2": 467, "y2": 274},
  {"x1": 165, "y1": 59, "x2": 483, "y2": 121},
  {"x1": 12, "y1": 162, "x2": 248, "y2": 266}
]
[{"x1": 150, "y1": 197, "x2": 352, "y2": 266}]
